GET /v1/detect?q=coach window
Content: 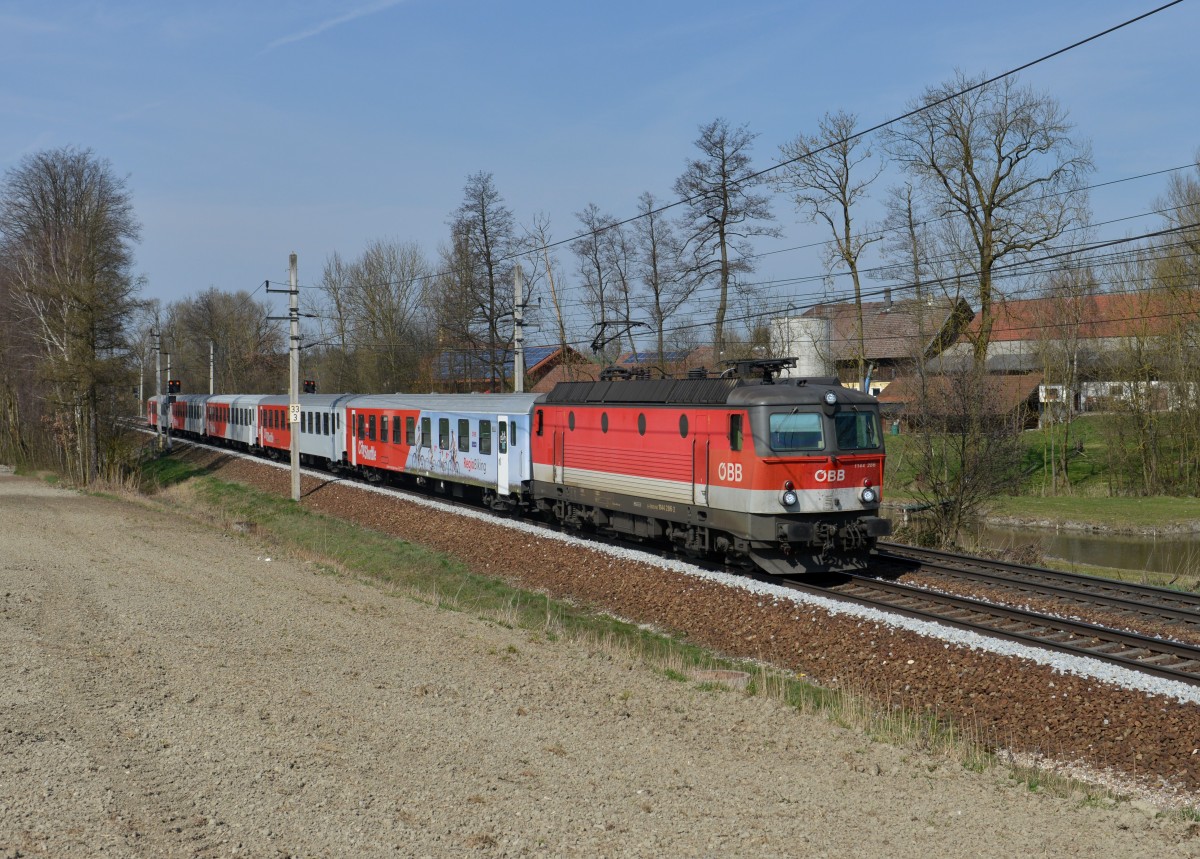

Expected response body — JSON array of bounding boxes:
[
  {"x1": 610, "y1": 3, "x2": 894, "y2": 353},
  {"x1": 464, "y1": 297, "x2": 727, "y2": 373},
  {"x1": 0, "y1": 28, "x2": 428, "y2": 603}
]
[
  {"x1": 421, "y1": 417, "x2": 431, "y2": 448},
  {"x1": 729, "y1": 414, "x2": 743, "y2": 452},
  {"x1": 392, "y1": 415, "x2": 402, "y2": 444},
  {"x1": 357, "y1": 414, "x2": 365, "y2": 441},
  {"x1": 381, "y1": 415, "x2": 389, "y2": 443},
  {"x1": 323, "y1": 413, "x2": 330, "y2": 435},
  {"x1": 480, "y1": 420, "x2": 492, "y2": 455},
  {"x1": 458, "y1": 419, "x2": 470, "y2": 452},
  {"x1": 438, "y1": 418, "x2": 450, "y2": 450},
  {"x1": 406, "y1": 416, "x2": 416, "y2": 445},
  {"x1": 369, "y1": 414, "x2": 377, "y2": 441}
]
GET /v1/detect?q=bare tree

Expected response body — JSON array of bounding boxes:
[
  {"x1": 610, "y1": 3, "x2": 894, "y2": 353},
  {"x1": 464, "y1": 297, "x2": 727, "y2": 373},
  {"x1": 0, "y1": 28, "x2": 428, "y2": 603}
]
[
  {"x1": 312, "y1": 241, "x2": 435, "y2": 392},
  {"x1": 316, "y1": 251, "x2": 356, "y2": 391},
  {"x1": 523, "y1": 213, "x2": 577, "y2": 376},
  {"x1": 774, "y1": 111, "x2": 883, "y2": 390},
  {"x1": 884, "y1": 72, "x2": 1093, "y2": 370},
  {"x1": 0, "y1": 147, "x2": 143, "y2": 482},
  {"x1": 632, "y1": 191, "x2": 690, "y2": 372},
  {"x1": 571, "y1": 203, "x2": 623, "y2": 363},
  {"x1": 673, "y1": 118, "x2": 779, "y2": 360},
  {"x1": 165, "y1": 288, "x2": 283, "y2": 394},
  {"x1": 445, "y1": 172, "x2": 516, "y2": 389}
]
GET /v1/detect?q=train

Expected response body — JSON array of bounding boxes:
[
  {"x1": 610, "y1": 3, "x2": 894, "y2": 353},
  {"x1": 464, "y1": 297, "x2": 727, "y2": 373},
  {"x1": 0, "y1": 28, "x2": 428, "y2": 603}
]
[{"x1": 147, "y1": 359, "x2": 890, "y2": 575}]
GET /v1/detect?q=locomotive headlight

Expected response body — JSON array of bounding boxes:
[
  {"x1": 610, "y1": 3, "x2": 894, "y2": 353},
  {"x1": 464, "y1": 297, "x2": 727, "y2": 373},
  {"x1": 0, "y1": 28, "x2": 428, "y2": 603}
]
[
  {"x1": 780, "y1": 480, "x2": 798, "y2": 507},
  {"x1": 822, "y1": 390, "x2": 838, "y2": 405},
  {"x1": 860, "y1": 487, "x2": 878, "y2": 504}
]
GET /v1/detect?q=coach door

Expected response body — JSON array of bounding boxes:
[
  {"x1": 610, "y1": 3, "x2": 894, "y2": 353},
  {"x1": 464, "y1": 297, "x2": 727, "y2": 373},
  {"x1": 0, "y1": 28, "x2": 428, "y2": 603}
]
[
  {"x1": 496, "y1": 417, "x2": 510, "y2": 495},
  {"x1": 349, "y1": 409, "x2": 358, "y2": 466}
]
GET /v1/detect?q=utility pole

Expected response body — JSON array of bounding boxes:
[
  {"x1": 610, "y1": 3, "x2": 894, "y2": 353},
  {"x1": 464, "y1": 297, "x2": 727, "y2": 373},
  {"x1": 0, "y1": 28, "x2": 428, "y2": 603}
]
[
  {"x1": 153, "y1": 330, "x2": 162, "y2": 448},
  {"x1": 513, "y1": 264, "x2": 525, "y2": 393},
  {"x1": 267, "y1": 254, "x2": 302, "y2": 501},
  {"x1": 164, "y1": 349, "x2": 172, "y2": 451}
]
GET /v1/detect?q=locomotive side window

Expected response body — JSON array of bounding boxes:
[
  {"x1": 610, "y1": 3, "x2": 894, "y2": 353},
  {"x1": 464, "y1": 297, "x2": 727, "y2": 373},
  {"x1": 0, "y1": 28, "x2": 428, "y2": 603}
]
[
  {"x1": 729, "y1": 414, "x2": 743, "y2": 451},
  {"x1": 421, "y1": 417, "x2": 431, "y2": 448},
  {"x1": 406, "y1": 416, "x2": 415, "y2": 445},
  {"x1": 458, "y1": 419, "x2": 470, "y2": 452},
  {"x1": 601, "y1": 413, "x2": 609, "y2": 433},
  {"x1": 568, "y1": 411, "x2": 575, "y2": 431},
  {"x1": 536, "y1": 409, "x2": 543, "y2": 436},
  {"x1": 438, "y1": 418, "x2": 450, "y2": 450},
  {"x1": 480, "y1": 420, "x2": 492, "y2": 455},
  {"x1": 637, "y1": 413, "x2": 646, "y2": 436},
  {"x1": 834, "y1": 411, "x2": 882, "y2": 450},
  {"x1": 769, "y1": 412, "x2": 824, "y2": 452},
  {"x1": 679, "y1": 414, "x2": 688, "y2": 438}
]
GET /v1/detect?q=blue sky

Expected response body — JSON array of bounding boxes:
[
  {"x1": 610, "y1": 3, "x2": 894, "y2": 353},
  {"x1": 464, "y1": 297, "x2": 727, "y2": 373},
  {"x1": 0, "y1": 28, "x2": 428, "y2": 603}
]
[{"x1": 2, "y1": 0, "x2": 1197, "y2": 343}]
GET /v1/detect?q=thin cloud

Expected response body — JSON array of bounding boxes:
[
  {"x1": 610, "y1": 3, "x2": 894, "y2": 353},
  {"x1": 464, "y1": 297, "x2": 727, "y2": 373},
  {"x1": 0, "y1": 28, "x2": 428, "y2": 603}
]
[{"x1": 265, "y1": 0, "x2": 406, "y2": 52}]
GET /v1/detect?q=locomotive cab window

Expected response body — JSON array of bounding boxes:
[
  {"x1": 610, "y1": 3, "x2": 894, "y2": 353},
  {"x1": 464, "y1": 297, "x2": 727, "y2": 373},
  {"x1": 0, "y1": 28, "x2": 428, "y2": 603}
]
[
  {"x1": 834, "y1": 411, "x2": 882, "y2": 450},
  {"x1": 769, "y1": 412, "x2": 824, "y2": 452}
]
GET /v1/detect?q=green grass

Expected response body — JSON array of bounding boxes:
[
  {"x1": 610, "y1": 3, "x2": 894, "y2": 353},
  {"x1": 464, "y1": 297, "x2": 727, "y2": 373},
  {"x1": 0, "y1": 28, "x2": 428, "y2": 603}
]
[
  {"x1": 141, "y1": 449, "x2": 215, "y2": 490},
  {"x1": 986, "y1": 494, "x2": 1200, "y2": 531}
]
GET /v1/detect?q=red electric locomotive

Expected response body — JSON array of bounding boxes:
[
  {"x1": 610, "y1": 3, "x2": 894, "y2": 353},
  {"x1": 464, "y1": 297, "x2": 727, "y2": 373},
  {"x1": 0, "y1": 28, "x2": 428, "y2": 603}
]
[{"x1": 528, "y1": 359, "x2": 889, "y2": 574}]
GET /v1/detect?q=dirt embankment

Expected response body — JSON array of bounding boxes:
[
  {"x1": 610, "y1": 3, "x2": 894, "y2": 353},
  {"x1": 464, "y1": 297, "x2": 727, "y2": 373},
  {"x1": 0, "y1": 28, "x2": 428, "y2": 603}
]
[{"x1": 1, "y1": 468, "x2": 1198, "y2": 857}]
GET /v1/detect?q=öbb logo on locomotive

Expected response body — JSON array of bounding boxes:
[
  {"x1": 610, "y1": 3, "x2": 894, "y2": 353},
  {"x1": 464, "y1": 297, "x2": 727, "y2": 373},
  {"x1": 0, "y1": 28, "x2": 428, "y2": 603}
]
[{"x1": 146, "y1": 359, "x2": 890, "y2": 577}]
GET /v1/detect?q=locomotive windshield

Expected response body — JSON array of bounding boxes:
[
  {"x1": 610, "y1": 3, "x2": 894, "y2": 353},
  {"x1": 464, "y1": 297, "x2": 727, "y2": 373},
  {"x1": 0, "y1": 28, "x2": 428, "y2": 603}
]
[
  {"x1": 769, "y1": 412, "x2": 824, "y2": 452},
  {"x1": 833, "y1": 411, "x2": 882, "y2": 450}
]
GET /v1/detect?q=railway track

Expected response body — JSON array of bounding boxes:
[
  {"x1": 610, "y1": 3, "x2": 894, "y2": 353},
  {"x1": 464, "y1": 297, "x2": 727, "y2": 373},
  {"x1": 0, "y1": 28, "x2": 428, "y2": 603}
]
[
  {"x1": 147, "y1": 431, "x2": 1200, "y2": 688},
  {"x1": 783, "y1": 543, "x2": 1200, "y2": 687},
  {"x1": 878, "y1": 542, "x2": 1200, "y2": 616}
]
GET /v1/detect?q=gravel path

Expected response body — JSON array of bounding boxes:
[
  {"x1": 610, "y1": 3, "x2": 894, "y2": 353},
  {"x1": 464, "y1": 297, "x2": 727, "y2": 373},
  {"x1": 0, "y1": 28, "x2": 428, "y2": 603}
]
[{"x1": 2, "y1": 470, "x2": 1198, "y2": 857}]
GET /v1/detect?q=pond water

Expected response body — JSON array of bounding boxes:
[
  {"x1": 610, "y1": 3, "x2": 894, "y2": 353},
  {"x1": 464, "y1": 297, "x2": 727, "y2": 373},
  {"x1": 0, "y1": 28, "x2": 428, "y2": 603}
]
[{"x1": 975, "y1": 523, "x2": 1200, "y2": 576}]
